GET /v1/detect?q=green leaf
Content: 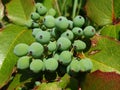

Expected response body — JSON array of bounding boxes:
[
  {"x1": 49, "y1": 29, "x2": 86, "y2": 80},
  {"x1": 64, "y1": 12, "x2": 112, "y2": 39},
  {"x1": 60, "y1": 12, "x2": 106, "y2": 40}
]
[
  {"x1": 36, "y1": 83, "x2": 47, "y2": 90},
  {"x1": 0, "y1": 24, "x2": 34, "y2": 88},
  {"x1": 35, "y1": 74, "x2": 78, "y2": 90},
  {"x1": 85, "y1": 36, "x2": 120, "y2": 73},
  {"x1": 43, "y1": 0, "x2": 54, "y2": 9},
  {"x1": 0, "y1": 0, "x2": 4, "y2": 20},
  {"x1": 7, "y1": 73, "x2": 31, "y2": 90},
  {"x1": 7, "y1": 70, "x2": 41, "y2": 90},
  {"x1": 0, "y1": 24, "x2": 26, "y2": 67},
  {"x1": 85, "y1": 0, "x2": 112, "y2": 26},
  {"x1": 37, "y1": 82, "x2": 61, "y2": 90},
  {"x1": 100, "y1": 24, "x2": 120, "y2": 40},
  {"x1": 91, "y1": 59, "x2": 120, "y2": 74},
  {"x1": 5, "y1": 0, "x2": 35, "y2": 25},
  {"x1": 35, "y1": 74, "x2": 71, "y2": 90},
  {"x1": 85, "y1": 0, "x2": 120, "y2": 26},
  {"x1": 83, "y1": 0, "x2": 120, "y2": 39},
  {"x1": 58, "y1": 74, "x2": 71, "y2": 88},
  {"x1": 113, "y1": 0, "x2": 120, "y2": 18},
  {"x1": 81, "y1": 70, "x2": 120, "y2": 90}
]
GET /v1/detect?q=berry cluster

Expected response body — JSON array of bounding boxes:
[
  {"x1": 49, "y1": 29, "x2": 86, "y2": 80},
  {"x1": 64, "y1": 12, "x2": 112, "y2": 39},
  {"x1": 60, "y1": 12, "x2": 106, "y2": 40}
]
[{"x1": 14, "y1": 3, "x2": 95, "y2": 77}]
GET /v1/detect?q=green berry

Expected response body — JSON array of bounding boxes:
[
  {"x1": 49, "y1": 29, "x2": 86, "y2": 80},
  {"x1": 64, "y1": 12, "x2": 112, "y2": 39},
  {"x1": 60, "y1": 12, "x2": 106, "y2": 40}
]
[
  {"x1": 59, "y1": 51, "x2": 72, "y2": 65},
  {"x1": 47, "y1": 8, "x2": 56, "y2": 16},
  {"x1": 57, "y1": 37, "x2": 71, "y2": 51},
  {"x1": 69, "y1": 60, "x2": 80, "y2": 73},
  {"x1": 36, "y1": 5, "x2": 47, "y2": 15},
  {"x1": 73, "y1": 40, "x2": 86, "y2": 51},
  {"x1": 72, "y1": 27, "x2": 83, "y2": 36},
  {"x1": 35, "y1": 31, "x2": 51, "y2": 44},
  {"x1": 55, "y1": 16, "x2": 69, "y2": 31},
  {"x1": 68, "y1": 20, "x2": 73, "y2": 29},
  {"x1": 73, "y1": 15, "x2": 85, "y2": 27},
  {"x1": 79, "y1": 58, "x2": 93, "y2": 72},
  {"x1": 32, "y1": 28, "x2": 42, "y2": 37},
  {"x1": 17, "y1": 56, "x2": 30, "y2": 69},
  {"x1": 35, "y1": 3, "x2": 43, "y2": 8},
  {"x1": 47, "y1": 41, "x2": 57, "y2": 52},
  {"x1": 28, "y1": 42, "x2": 44, "y2": 58},
  {"x1": 44, "y1": 58, "x2": 58, "y2": 72},
  {"x1": 30, "y1": 59, "x2": 44, "y2": 73},
  {"x1": 35, "y1": 81, "x2": 41, "y2": 86},
  {"x1": 43, "y1": 15, "x2": 55, "y2": 28},
  {"x1": 32, "y1": 22, "x2": 39, "y2": 28},
  {"x1": 83, "y1": 26, "x2": 96, "y2": 38},
  {"x1": 53, "y1": 53, "x2": 59, "y2": 61},
  {"x1": 67, "y1": 65, "x2": 70, "y2": 74},
  {"x1": 61, "y1": 30, "x2": 74, "y2": 40},
  {"x1": 31, "y1": 12, "x2": 40, "y2": 21},
  {"x1": 26, "y1": 21, "x2": 39, "y2": 28},
  {"x1": 67, "y1": 58, "x2": 81, "y2": 76},
  {"x1": 14, "y1": 43, "x2": 29, "y2": 57}
]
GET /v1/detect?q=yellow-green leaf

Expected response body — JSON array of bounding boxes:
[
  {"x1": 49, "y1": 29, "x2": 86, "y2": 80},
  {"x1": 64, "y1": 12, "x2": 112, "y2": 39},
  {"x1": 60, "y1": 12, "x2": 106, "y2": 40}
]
[
  {"x1": 0, "y1": 24, "x2": 34, "y2": 88},
  {"x1": 6, "y1": 0, "x2": 35, "y2": 25}
]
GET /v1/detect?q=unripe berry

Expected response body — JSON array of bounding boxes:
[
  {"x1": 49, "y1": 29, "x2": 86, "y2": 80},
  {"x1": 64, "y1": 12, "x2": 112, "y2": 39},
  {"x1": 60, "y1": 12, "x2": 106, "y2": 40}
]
[
  {"x1": 73, "y1": 40, "x2": 86, "y2": 51},
  {"x1": 55, "y1": 16, "x2": 69, "y2": 31},
  {"x1": 73, "y1": 15, "x2": 85, "y2": 27},
  {"x1": 47, "y1": 8, "x2": 56, "y2": 16},
  {"x1": 83, "y1": 26, "x2": 96, "y2": 38},
  {"x1": 28, "y1": 42, "x2": 44, "y2": 58},
  {"x1": 30, "y1": 59, "x2": 44, "y2": 73},
  {"x1": 57, "y1": 37, "x2": 71, "y2": 51},
  {"x1": 17, "y1": 56, "x2": 30, "y2": 69},
  {"x1": 36, "y1": 5, "x2": 47, "y2": 15},
  {"x1": 31, "y1": 12, "x2": 40, "y2": 21},
  {"x1": 44, "y1": 58, "x2": 58, "y2": 72},
  {"x1": 35, "y1": 31, "x2": 51, "y2": 44},
  {"x1": 43, "y1": 15, "x2": 55, "y2": 28},
  {"x1": 72, "y1": 27, "x2": 83, "y2": 36},
  {"x1": 47, "y1": 41, "x2": 57, "y2": 52},
  {"x1": 79, "y1": 58, "x2": 93, "y2": 72},
  {"x1": 32, "y1": 28, "x2": 42, "y2": 37},
  {"x1": 59, "y1": 51, "x2": 72, "y2": 65},
  {"x1": 61, "y1": 30, "x2": 74, "y2": 41},
  {"x1": 14, "y1": 43, "x2": 29, "y2": 57}
]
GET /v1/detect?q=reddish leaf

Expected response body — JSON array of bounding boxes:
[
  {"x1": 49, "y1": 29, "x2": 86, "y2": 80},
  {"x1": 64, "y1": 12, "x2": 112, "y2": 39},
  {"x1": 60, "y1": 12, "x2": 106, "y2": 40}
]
[{"x1": 81, "y1": 70, "x2": 120, "y2": 90}]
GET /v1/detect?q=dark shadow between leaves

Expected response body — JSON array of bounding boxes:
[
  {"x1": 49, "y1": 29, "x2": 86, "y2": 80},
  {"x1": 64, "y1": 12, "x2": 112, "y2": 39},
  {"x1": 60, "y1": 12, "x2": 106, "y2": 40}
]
[
  {"x1": 57, "y1": 64, "x2": 67, "y2": 77},
  {"x1": 44, "y1": 71, "x2": 57, "y2": 82},
  {"x1": 82, "y1": 38, "x2": 91, "y2": 52},
  {"x1": 2, "y1": 0, "x2": 11, "y2": 5},
  {"x1": 18, "y1": 69, "x2": 43, "y2": 82},
  {"x1": 65, "y1": 77, "x2": 79, "y2": 90}
]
